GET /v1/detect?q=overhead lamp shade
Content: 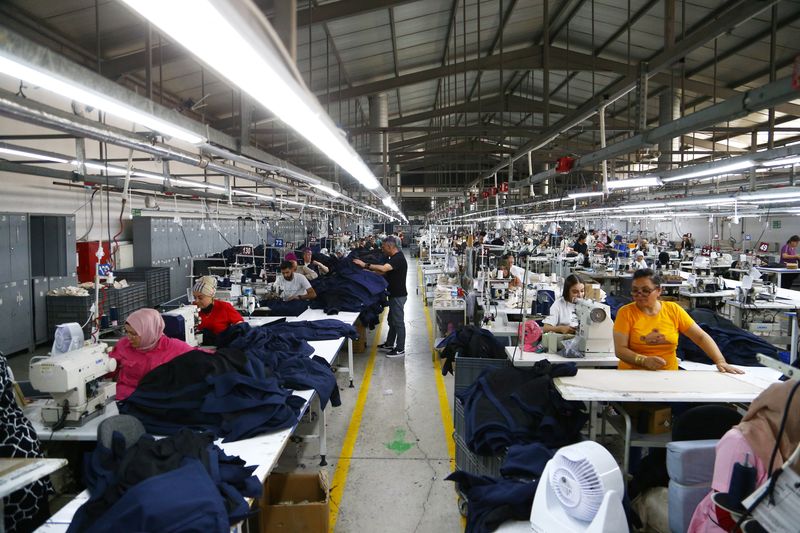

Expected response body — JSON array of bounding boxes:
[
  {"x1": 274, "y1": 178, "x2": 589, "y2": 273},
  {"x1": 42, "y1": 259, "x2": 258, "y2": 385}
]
[
  {"x1": 567, "y1": 191, "x2": 604, "y2": 199},
  {"x1": 606, "y1": 176, "x2": 663, "y2": 189}
]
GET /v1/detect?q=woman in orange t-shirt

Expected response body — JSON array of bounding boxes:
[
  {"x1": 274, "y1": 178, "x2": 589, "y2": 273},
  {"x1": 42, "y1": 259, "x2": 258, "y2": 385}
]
[{"x1": 613, "y1": 269, "x2": 742, "y2": 373}]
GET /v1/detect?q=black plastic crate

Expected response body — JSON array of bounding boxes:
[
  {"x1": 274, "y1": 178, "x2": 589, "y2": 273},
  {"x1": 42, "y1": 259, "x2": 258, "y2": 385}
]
[
  {"x1": 454, "y1": 397, "x2": 465, "y2": 438},
  {"x1": 105, "y1": 283, "x2": 147, "y2": 323},
  {"x1": 114, "y1": 267, "x2": 170, "y2": 307},
  {"x1": 46, "y1": 295, "x2": 93, "y2": 339},
  {"x1": 454, "y1": 355, "x2": 512, "y2": 396}
]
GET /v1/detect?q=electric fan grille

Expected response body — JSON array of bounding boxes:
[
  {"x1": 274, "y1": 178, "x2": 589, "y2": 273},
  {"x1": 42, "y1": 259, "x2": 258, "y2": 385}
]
[{"x1": 550, "y1": 454, "x2": 606, "y2": 522}]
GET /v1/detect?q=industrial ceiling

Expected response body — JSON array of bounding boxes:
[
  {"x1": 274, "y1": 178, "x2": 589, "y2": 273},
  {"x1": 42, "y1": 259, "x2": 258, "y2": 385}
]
[{"x1": 1, "y1": 0, "x2": 799, "y2": 218}]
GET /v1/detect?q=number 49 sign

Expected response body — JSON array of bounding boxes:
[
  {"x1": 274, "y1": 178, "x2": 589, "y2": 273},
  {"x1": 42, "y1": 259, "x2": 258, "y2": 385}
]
[{"x1": 758, "y1": 242, "x2": 770, "y2": 253}]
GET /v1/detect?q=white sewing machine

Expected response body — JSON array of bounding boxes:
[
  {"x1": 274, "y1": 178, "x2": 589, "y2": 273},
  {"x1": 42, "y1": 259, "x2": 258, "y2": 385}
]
[
  {"x1": 29, "y1": 343, "x2": 117, "y2": 427},
  {"x1": 162, "y1": 305, "x2": 199, "y2": 346},
  {"x1": 574, "y1": 299, "x2": 615, "y2": 354}
]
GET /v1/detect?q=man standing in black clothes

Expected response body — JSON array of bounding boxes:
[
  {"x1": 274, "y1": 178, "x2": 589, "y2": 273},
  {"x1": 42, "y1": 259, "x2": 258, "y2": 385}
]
[
  {"x1": 572, "y1": 233, "x2": 590, "y2": 268},
  {"x1": 353, "y1": 236, "x2": 408, "y2": 357}
]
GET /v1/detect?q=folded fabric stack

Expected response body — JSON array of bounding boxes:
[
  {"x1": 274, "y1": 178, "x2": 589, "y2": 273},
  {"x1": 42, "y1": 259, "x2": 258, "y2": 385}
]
[
  {"x1": 259, "y1": 299, "x2": 310, "y2": 316},
  {"x1": 457, "y1": 361, "x2": 587, "y2": 455},
  {"x1": 120, "y1": 348, "x2": 306, "y2": 441},
  {"x1": 678, "y1": 308, "x2": 779, "y2": 366},
  {"x1": 68, "y1": 429, "x2": 261, "y2": 533},
  {"x1": 310, "y1": 257, "x2": 388, "y2": 328}
]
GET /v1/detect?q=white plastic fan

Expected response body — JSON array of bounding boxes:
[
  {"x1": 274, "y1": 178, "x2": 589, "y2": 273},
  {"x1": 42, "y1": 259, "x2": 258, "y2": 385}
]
[
  {"x1": 529, "y1": 441, "x2": 627, "y2": 533},
  {"x1": 51, "y1": 322, "x2": 85, "y2": 355}
]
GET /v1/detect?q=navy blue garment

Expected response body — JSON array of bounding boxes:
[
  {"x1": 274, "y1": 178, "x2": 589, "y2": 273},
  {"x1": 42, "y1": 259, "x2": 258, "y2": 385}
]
[
  {"x1": 677, "y1": 308, "x2": 778, "y2": 366},
  {"x1": 438, "y1": 326, "x2": 507, "y2": 375},
  {"x1": 309, "y1": 257, "x2": 388, "y2": 328},
  {"x1": 119, "y1": 349, "x2": 303, "y2": 441},
  {"x1": 217, "y1": 322, "x2": 342, "y2": 411},
  {"x1": 457, "y1": 361, "x2": 586, "y2": 455},
  {"x1": 69, "y1": 429, "x2": 260, "y2": 532},
  {"x1": 446, "y1": 471, "x2": 538, "y2": 533},
  {"x1": 500, "y1": 443, "x2": 555, "y2": 478},
  {"x1": 265, "y1": 319, "x2": 358, "y2": 341},
  {"x1": 259, "y1": 299, "x2": 309, "y2": 316}
]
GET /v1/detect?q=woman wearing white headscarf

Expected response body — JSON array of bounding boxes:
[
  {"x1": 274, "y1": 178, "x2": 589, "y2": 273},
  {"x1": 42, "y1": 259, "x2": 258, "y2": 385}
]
[{"x1": 192, "y1": 276, "x2": 244, "y2": 340}]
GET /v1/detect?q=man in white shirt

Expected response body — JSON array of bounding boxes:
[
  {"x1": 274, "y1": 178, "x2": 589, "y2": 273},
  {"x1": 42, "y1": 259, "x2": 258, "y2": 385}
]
[
  {"x1": 502, "y1": 253, "x2": 527, "y2": 284},
  {"x1": 274, "y1": 261, "x2": 316, "y2": 301},
  {"x1": 586, "y1": 230, "x2": 596, "y2": 249}
]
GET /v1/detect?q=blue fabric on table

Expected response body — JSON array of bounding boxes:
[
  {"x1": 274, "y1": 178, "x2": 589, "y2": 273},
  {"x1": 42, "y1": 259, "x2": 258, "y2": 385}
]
[{"x1": 309, "y1": 256, "x2": 388, "y2": 327}]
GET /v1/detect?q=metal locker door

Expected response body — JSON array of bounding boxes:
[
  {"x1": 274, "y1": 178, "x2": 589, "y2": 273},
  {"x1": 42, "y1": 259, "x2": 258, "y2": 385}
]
[
  {"x1": 10, "y1": 215, "x2": 30, "y2": 280},
  {"x1": 5, "y1": 280, "x2": 32, "y2": 353},
  {"x1": 65, "y1": 215, "x2": 77, "y2": 275},
  {"x1": 32, "y1": 277, "x2": 48, "y2": 344},
  {"x1": 0, "y1": 215, "x2": 10, "y2": 283}
]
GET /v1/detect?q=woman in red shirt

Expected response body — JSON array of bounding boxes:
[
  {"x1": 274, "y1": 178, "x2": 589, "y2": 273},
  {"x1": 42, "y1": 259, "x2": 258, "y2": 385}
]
[{"x1": 192, "y1": 276, "x2": 244, "y2": 343}]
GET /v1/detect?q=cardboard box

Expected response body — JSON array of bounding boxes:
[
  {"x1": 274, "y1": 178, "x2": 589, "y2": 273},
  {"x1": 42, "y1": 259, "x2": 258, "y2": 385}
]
[
  {"x1": 353, "y1": 319, "x2": 367, "y2": 353},
  {"x1": 260, "y1": 472, "x2": 329, "y2": 532},
  {"x1": 624, "y1": 403, "x2": 672, "y2": 434}
]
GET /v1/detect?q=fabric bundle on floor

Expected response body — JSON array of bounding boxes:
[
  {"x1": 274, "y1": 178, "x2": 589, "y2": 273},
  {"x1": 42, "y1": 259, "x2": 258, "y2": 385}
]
[
  {"x1": 309, "y1": 256, "x2": 389, "y2": 327},
  {"x1": 68, "y1": 429, "x2": 261, "y2": 533},
  {"x1": 457, "y1": 361, "x2": 587, "y2": 455},
  {"x1": 437, "y1": 326, "x2": 507, "y2": 375},
  {"x1": 119, "y1": 348, "x2": 306, "y2": 441}
]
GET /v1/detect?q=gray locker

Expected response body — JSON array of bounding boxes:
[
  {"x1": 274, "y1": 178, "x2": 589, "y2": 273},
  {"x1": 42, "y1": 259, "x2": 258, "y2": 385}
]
[
  {"x1": 0, "y1": 216, "x2": 9, "y2": 283},
  {"x1": 32, "y1": 276, "x2": 48, "y2": 344},
  {"x1": 132, "y1": 217, "x2": 154, "y2": 266},
  {"x1": 9, "y1": 215, "x2": 29, "y2": 281},
  {"x1": 0, "y1": 280, "x2": 32, "y2": 354},
  {"x1": 65, "y1": 216, "x2": 77, "y2": 275}
]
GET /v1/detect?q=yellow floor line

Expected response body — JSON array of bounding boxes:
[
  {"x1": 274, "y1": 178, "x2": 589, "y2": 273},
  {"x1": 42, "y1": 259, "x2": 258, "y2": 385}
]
[
  {"x1": 328, "y1": 314, "x2": 384, "y2": 533},
  {"x1": 420, "y1": 270, "x2": 466, "y2": 528}
]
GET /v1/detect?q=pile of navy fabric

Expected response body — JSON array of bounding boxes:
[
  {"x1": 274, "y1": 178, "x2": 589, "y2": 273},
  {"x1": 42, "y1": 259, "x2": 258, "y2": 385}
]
[
  {"x1": 438, "y1": 326, "x2": 507, "y2": 376},
  {"x1": 457, "y1": 361, "x2": 587, "y2": 455},
  {"x1": 120, "y1": 348, "x2": 306, "y2": 441},
  {"x1": 259, "y1": 299, "x2": 310, "y2": 316},
  {"x1": 253, "y1": 244, "x2": 281, "y2": 269},
  {"x1": 446, "y1": 443, "x2": 553, "y2": 533},
  {"x1": 309, "y1": 255, "x2": 389, "y2": 328},
  {"x1": 678, "y1": 307, "x2": 779, "y2": 366},
  {"x1": 68, "y1": 428, "x2": 261, "y2": 533}
]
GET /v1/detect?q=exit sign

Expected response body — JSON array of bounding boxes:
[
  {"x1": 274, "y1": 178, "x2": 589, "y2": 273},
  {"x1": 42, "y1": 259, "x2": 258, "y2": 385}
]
[
  {"x1": 131, "y1": 208, "x2": 141, "y2": 217},
  {"x1": 772, "y1": 220, "x2": 782, "y2": 229}
]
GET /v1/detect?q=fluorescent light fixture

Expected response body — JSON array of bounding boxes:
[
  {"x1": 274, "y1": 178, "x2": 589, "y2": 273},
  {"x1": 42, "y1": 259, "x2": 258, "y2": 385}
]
[
  {"x1": 76, "y1": 161, "x2": 127, "y2": 174},
  {"x1": 171, "y1": 178, "x2": 227, "y2": 192},
  {"x1": 739, "y1": 188, "x2": 800, "y2": 201},
  {"x1": 0, "y1": 55, "x2": 205, "y2": 144},
  {"x1": 662, "y1": 160, "x2": 755, "y2": 183},
  {"x1": 122, "y1": 0, "x2": 381, "y2": 190},
  {"x1": 0, "y1": 146, "x2": 70, "y2": 163},
  {"x1": 567, "y1": 191, "x2": 604, "y2": 199},
  {"x1": 619, "y1": 202, "x2": 667, "y2": 210},
  {"x1": 606, "y1": 176, "x2": 663, "y2": 189},
  {"x1": 761, "y1": 156, "x2": 800, "y2": 167},
  {"x1": 310, "y1": 183, "x2": 340, "y2": 197}
]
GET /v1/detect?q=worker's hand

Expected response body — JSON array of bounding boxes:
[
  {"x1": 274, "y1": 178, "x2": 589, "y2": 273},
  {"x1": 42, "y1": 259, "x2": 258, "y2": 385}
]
[
  {"x1": 560, "y1": 325, "x2": 577, "y2": 334},
  {"x1": 716, "y1": 362, "x2": 745, "y2": 374},
  {"x1": 353, "y1": 258, "x2": 366, "y2": 268},
  {"x1": 642, "y1": 356, "x2": 667, "y2": 371},
  {"x1": 287, "y1": 296, "x2": 299, "y2": 301}
]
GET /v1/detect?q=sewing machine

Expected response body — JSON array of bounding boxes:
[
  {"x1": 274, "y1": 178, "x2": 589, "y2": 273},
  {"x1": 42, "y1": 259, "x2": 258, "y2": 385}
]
[
  {"x1": 574, "y1": 299, "x2": 615, "y2": 354},
  {"x1": 29, "y1": 343, "x2": 117, "y2": 427},
  {"x1": 688, "y1": 274, "x2": 727, "y2": 293},
  {"x1": 162, "y1": 305, "x2": 199, "y2": 346}
]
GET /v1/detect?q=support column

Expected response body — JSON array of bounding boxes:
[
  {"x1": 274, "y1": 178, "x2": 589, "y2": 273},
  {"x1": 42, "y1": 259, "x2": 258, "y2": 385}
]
[
  {"x1": 369, "y1": 93, "x2": 389, "y2": 188},
  {"x1": 274, "y1": 0, "x2": 297, "y2": 62},
  {"x1": 658, "y1": 0, "x2": 677, "y2": 170}
]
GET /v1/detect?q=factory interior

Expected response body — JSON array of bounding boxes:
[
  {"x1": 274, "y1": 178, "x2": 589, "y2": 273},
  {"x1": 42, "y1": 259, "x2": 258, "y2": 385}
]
[{"x1": 1, "y1": 0, "x2": 800, "y2": 532}]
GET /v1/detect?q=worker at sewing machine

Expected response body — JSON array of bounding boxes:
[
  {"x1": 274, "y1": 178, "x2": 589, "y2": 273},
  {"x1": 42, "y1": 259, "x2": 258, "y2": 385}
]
[
  {"x1": 275, "y1": 260, "x2": 317, "y2": 302},
  {"x1": 613, "y1": 269, "x2": 742, "y2": 373},
  {"x1": 302, "y1": 248, "x2": 330, "y2": 278},
  {"x1": 192, "y1": 276, "x2": 244, "y2": 343},
  {"x1": 111, "y1": 308, "x2": 196, "y2": 401},
  {"x1": 542, "y1": 274, "x2": 584, "y2": 334},
  {"x1": 631, "y1": 251, "x2": 649, "y2": 270},
  {"x1": 500, "y1": 253, "x2": 526, "y2": 285},
  {"x1": 779, "y1": 234, "x2": 799, "y2": 289}
]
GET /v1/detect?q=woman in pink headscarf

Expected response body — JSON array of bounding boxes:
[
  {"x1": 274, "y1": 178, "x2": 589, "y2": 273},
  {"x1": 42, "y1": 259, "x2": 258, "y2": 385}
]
[{"x1": 110, "y1": 308, "x2": 195, "y2": 400}]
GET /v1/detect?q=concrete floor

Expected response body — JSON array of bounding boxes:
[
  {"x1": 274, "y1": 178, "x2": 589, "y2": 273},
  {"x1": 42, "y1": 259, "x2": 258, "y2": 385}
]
[{"x1": 279, "y1": 256, "x2": 463, "y2": 532}]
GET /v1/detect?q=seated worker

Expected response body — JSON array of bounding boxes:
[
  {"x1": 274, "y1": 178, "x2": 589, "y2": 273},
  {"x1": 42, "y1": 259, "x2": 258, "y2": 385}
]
[
  {"x1": 688, "y1": 380, "x2": 800, "y2": 532},
  {"x1": 612, "y1": 235, "x2": 629, "y2": 258},
  {"x1": 110, "y1": 308, "x2": 195, "y2": 401},
  {"x1": 572, "y1": 233, "x2": 590, "y2": 267},
  {"x1": 498, "y1": 260, "x2": 522, "y2": 288},
  {"x1": 275, "y1": 260, "x2": 316, "y2": 302},
  {"x1": 613, "y1": 269, "x2": 742, "y2": 372},
  {"x1": 631, "y1": 250, "x2": 649, "y2": 270},
  {"x1": 302, "y1": 248, "x2": 329, "y2": 278},
  {"x1": 501, "y1": 252, "x2": 526, "y2": 284},
  {"x1": 542, "y1": 274, "x2": 583, "y2": 334},
  {"x1": 192, "y1": 276, "x2": 244, "y2": 342},
  {"x1": 283, "y1": 251, "x2": 317, "y2": 280}
]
